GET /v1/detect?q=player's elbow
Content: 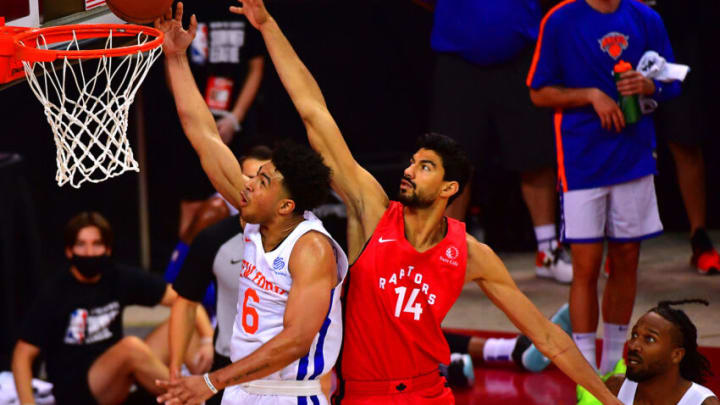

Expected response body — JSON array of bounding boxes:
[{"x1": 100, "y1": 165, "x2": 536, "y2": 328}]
[
  {"x1": 284, "y1": 329, "x2": 316, "y2": 359},
  {"x1": 529, "y1": 88, "x2": 550, "y2": 107},
  {"x1": 297, "y1": 102, "x2": 328, "y2": 128}
]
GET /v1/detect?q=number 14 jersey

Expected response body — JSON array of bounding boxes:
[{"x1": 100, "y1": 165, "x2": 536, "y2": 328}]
[{"x1": 339, "y1": 201, "x2": 467, "y2": 381}]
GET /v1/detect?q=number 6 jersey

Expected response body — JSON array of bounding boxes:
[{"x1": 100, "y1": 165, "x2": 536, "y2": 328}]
[
  {"x1": 230, "y1": 211, "x2": 348, "y2": 381},
  {"x1": 338, "y1": 201, "x2": 467, "y2": 381}
]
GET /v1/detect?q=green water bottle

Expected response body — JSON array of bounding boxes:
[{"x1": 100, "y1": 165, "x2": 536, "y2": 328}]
[{"x1": 613, "y1": 60, "x2": 641, "y2": 125}]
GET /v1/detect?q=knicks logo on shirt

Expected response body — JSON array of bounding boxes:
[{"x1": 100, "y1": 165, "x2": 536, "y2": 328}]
[{"x1": 598, "y1": 32, "x2": 629, "y2": 60}]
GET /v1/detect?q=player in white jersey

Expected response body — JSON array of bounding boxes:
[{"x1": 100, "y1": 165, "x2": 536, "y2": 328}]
[
  {"x1": 226, "y1": 211, "x2": 347, "y2": 404},
  {"x1": 604, "y1": 300, "x2": 718, "y2": 405},
  {"x1": 155, "y1": 4, "x2": 347, "y2": 404}
]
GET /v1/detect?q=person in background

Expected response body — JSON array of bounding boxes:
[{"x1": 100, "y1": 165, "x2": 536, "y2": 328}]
[
  {"x1": 11, "y1": 212, "x2": 213, "y2": 405},
  {"x1": 605, "y1": 300, "x2": 718, "y2": 405},
  {"x1": 527, "y1": 0, "x2": 681, "y2": 396},
  {"x1": 429, "y1": 0, "x2": 572, "y2": 284}
]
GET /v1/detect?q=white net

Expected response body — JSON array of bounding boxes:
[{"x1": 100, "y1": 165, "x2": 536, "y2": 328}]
[{"x1": 19, "y1": 29, "x2": 162, "y2": 188}]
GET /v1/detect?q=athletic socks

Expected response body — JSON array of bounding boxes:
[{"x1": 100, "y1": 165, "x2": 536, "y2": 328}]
[
  {"x1": 573, "y1": 332, "x2": 598, "y2": 370},
  {"x1": 483, "y1": 337, "x2": 518, "y2": 363},
  {"x1": 599, "y1": 323, "x2": 629, "y2": 374},
  {"x1": 535, "y1": 224, "x2": 557, "y2": 251}
]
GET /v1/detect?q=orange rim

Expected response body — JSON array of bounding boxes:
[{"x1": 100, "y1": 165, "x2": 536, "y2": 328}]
[{"x1": 12, "y1": 24, "x2": 164, "y2": 62}]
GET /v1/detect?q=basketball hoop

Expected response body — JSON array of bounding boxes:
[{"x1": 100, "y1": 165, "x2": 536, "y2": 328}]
[{"x1": 0, "y1": 20, "x2": 163, "y2": 187}]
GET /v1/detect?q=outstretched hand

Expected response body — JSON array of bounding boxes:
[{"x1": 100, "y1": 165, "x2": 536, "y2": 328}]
[
  {"x1": 154, "y1": 2, "x2": 197, "y2": 57},
  {"x1": 156, "y1": 375, "x2": 214, "y2": 405},
  {"x1": 229, "y1": 0, "x2": 270, "y2": 30}
]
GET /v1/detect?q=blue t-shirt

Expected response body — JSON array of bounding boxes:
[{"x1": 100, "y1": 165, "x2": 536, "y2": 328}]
[
  {"x1": 431, "y1": 0, "x2": 542, "y2": 65},
  {"x1": 527, "y1": 0, "x2": 680, "y2": 191}
]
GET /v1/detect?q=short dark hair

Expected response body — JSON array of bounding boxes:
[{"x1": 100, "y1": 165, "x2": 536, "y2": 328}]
[
  {"x1": 64, "y1": 212, "x2": 113, "y2": 250},
  {"x1": 416, "y1": 133, "x2": 473, "y2": 205},
  {"x1": 649, "y1": 299, "x2": 713, "y2": 384},
  {"x1": 239, "y1": 145, "x2": 272, "y2": 167},
  {"x1": 272, "y1": 140, "x2": 331, "y2": 214}
]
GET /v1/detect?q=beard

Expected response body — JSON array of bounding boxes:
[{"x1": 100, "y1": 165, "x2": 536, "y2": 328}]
[
  {"x1": 396, "y1": 189, "x2": 433, "y2": 208},
  {"x1": 625, "y1": 354, "x2": 661, "y2": 383},
  {"x1": 626, "y1": 366, "x2": 654, "y2": 383}
]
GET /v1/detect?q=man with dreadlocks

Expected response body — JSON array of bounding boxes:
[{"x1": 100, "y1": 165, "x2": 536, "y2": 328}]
[{"x1": 604, "y1": 300, "x2": 718, "y2": 405}]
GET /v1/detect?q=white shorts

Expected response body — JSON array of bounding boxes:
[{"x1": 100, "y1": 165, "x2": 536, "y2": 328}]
[
  {"x1": 560, "y1": 175, "x2": 663, "y2": 243},
  {"x1": 221, "y1": 384, "x2": 328, "y2": 405}
]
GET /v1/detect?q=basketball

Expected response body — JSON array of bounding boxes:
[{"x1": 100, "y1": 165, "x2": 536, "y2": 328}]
[{"x1": 106, "y1": 0, "x2": 174, "y2": 24}]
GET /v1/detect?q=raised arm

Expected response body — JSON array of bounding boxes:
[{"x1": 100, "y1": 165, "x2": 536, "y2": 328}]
[
  {"x1": 465, "y1": 235, "x2": 622, "y2": 405},
  {"x1": 155, "y1": 4, "x2": 247, "y2": 208},
  {"x1": 156, "y1": 232, "x2": 338, "y2": 404},
  {"x1": 230, "y1": 0, "x2": 388, "y2": 253}
]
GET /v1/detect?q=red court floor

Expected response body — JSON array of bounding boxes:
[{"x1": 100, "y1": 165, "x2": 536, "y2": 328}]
[{"x1": 448, "y1": 329, "x2": 720, "y2": 405}]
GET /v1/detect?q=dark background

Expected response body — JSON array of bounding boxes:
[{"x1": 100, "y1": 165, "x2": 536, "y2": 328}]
[{"x1": 0, "y1": 0, "x2": 718, "y2": 369}]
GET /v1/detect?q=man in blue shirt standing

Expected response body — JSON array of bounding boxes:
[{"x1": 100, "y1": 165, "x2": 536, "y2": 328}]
[
  {"x1": 527, "y1": 0, "x2": 680, "y2": 383},
  {"x1": 430, "y1": 0, "x2": 573, "y2": 284}
]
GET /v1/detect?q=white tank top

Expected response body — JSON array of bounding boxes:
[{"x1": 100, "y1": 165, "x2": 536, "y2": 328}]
[
  {"x1": 618, "y1": 379, "x2": 717, "y2": 405},
  {"x1": 230, "y1": 211, "x2": 348, "y2": 381}
]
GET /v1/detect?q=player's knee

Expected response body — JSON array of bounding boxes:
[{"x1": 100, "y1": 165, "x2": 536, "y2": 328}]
[
  {"x1": 118, "y1": 336, "x2": 152, "y2": 362},
  {"x1": 572, "y1": 270, "x2": 600, "y2": 285}
]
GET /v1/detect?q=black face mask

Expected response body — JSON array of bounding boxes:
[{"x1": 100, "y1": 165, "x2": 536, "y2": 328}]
[{"x1": 70, "y1": 255, "x2": 112, "y2": 278}]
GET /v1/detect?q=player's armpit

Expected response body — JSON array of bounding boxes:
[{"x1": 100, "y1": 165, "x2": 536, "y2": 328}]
[{"x1": 466, "y1": 235, "x2": 551, "y2": 342}]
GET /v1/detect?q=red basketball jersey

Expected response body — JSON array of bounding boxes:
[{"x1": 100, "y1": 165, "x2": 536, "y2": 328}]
[{"x1": 339, "y1": 201, "x2": 467, "y2": 381}]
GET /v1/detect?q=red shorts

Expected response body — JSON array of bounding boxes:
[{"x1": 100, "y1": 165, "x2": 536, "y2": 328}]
[{"x1": 333, "y1": 373, "x2": 454, "y2": 405}]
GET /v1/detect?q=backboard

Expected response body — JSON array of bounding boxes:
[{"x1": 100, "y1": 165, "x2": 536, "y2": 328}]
[
  {"x1": 0, "y1": 0, "x2": 128, "y2": 90},
  {"x1": 1, "y1": 0, "x2": 126, "y2": 28}
]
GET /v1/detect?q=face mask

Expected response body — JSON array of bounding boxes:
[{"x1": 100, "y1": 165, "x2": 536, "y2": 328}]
[{"x1": 70, "y1": 255, "x2": 112, "y2": 278}]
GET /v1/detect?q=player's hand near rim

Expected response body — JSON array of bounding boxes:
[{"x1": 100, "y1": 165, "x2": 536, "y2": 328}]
[
  {"x1": 154, "y1": 2, "x2": 196, "y2": 58},
  {"x1": 230, "y1": 0, "x2": 389, "y2": 263},
  {"x1": 155, "y1": 3, "x2": 248, "y2": 212}
]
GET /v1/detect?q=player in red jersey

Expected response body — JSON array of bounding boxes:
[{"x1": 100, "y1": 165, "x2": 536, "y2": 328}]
[{"x1": 232, "y1": 0, "x2": 622, "y2": 404}]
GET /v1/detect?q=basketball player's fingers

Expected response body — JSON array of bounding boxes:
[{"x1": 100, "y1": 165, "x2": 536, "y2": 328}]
[
  {"x1": 229, "y1": 6, "x2": 244, "y2": 15},
  {"x1": 175, "y1": 2, "x2": 184, "y2": 21},
  {"x1": 164, "y1": 5, "x2": 173, "y2": 21},
  {"x1": 188, "y1": 14, "x2": 198, "y2": 37},
  {"x1": 156, "y1": 391, "x2": 173, "y2": 402},
  {"x1": 155, "y1": 379, "x2": 171, "y2": 388}
]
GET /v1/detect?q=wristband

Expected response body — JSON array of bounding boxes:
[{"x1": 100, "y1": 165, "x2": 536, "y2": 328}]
[{"x1": 203, "y1": 372, "x2": 218, "y2": 394}]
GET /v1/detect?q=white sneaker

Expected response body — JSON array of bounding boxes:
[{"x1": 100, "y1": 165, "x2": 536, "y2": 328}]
[{"x1": 536, "y1": 241, "x2": 573, "y2": 283}]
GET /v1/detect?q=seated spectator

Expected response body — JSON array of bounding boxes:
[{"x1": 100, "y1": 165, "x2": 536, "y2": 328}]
[{"x1": 11, "y1": 211, "x2": 212, "y2": 405}]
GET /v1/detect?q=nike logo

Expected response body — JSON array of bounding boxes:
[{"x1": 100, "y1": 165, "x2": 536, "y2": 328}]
[
  {"x1": 230, "y1": 259, "x2": 242, "y2": 265},
  {"x1": 378, "y1": 237, "x2": 396, "y2": 244},
  {"x1": 244, "y1": 238, "x2": 251, "y2": 243}
]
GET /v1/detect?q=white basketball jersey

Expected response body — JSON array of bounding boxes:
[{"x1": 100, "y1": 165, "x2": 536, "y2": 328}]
[
  {"x1": 618, "y1": 379, "x2": 717, "y2": 405},
  {"x1": 230, "y1": 211, "x2": 348, "y2": 381}
]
